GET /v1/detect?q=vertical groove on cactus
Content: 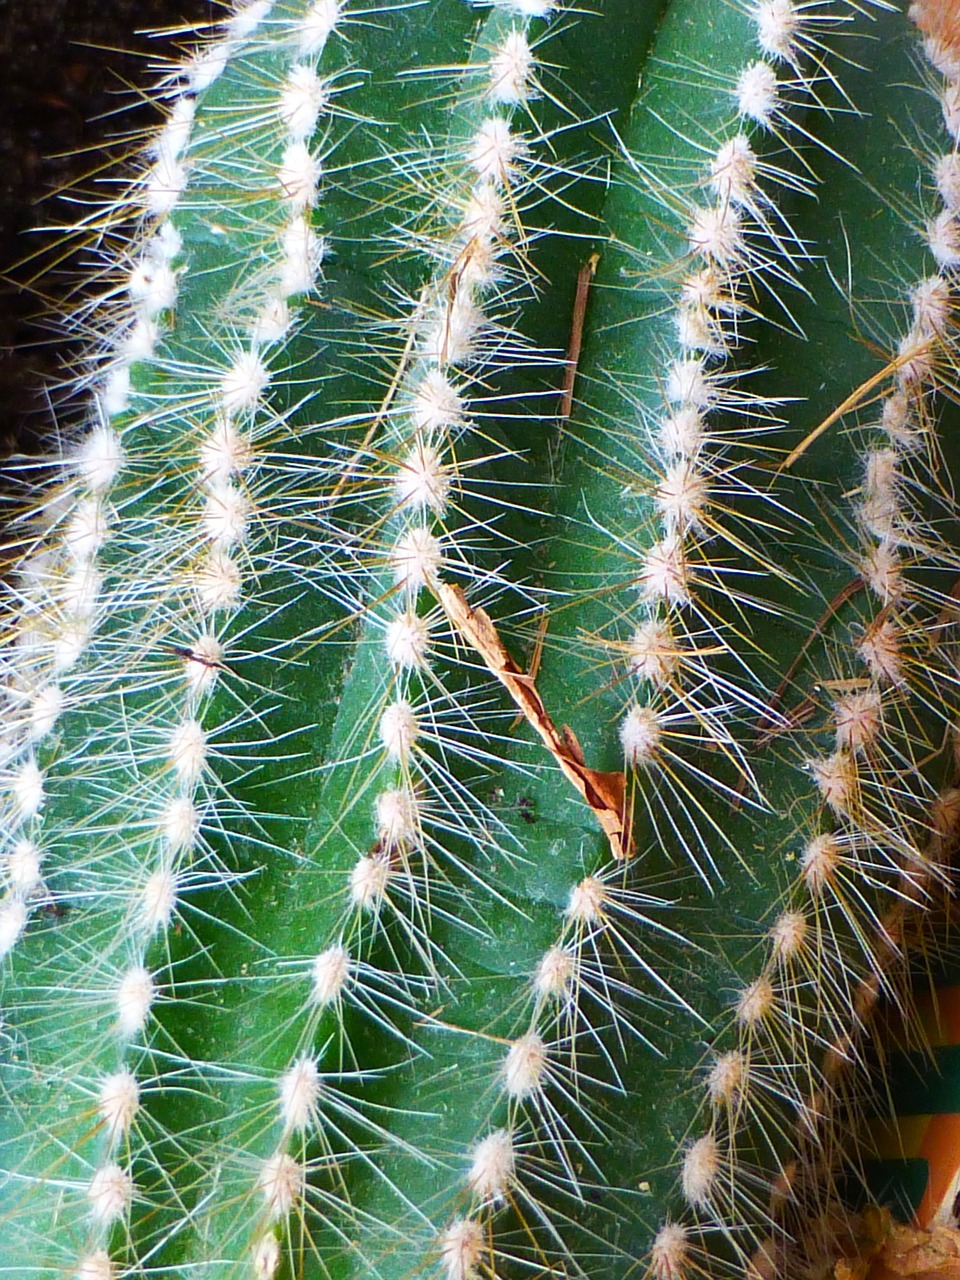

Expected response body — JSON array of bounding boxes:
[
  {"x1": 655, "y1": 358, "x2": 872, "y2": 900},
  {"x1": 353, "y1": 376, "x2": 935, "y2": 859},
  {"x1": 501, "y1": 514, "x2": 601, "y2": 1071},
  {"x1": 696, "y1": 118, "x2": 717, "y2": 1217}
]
[{"x1": 2, "y1": 2, "x2": 960, "y2": 1279}]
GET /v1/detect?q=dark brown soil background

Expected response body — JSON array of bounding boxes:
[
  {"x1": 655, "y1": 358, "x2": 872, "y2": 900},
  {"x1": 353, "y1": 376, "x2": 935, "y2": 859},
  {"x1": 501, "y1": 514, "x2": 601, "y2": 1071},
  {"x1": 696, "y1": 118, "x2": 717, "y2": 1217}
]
[{"x1": 0, "y1": 0, "x2": 214, "y2": 456}]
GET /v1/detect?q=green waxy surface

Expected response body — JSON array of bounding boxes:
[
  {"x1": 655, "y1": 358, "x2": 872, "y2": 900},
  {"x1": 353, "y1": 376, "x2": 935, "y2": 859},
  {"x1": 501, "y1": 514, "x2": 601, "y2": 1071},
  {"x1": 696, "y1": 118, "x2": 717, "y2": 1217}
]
[{"x1": 2, "y1": 2, "x2": 959, "y2": 1278}]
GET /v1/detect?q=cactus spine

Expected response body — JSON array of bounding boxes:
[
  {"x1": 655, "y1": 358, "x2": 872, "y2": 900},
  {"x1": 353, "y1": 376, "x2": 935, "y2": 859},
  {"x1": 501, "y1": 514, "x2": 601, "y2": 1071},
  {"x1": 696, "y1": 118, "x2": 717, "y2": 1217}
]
[{"x1": 1, "y1": 2, "x2": 960, "y2": 1278}]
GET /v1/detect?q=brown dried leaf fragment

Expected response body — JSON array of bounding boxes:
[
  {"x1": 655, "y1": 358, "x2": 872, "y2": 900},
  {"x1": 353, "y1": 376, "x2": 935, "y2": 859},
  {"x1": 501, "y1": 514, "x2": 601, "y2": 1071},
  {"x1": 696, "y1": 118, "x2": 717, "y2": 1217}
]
[
  {"x1": 877, "y1": 1221, "x2": 960, "y2": 1279},
  {"x1": 434, "y1": 582, "x2": 632, "y2": 859},
  {"x1": 834, "y1": 1207, "x2": 960, "y2": 1280}
]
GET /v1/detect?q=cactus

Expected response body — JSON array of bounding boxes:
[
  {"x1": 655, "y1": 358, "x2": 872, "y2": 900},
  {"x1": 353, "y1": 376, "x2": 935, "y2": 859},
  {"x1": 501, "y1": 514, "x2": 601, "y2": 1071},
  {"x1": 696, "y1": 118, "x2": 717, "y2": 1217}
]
[{"x1": 2, "y1": 1, "x2": 960, "y2": 1278}]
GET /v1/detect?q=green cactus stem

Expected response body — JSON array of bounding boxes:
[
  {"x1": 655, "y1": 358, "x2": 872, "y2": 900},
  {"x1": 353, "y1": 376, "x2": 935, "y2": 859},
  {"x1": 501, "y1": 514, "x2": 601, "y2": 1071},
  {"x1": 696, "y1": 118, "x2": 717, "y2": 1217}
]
[{"x1": 2, "y1": 3, "x2": 960, "y2": 1279}]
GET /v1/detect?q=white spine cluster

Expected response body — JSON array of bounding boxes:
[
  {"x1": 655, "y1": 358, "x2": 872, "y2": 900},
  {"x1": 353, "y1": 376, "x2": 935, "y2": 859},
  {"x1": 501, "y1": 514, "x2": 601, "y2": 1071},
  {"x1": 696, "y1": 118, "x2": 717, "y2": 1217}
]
[
  {"x1": 610, "y1": 2, "x2": 854, "y2": 847},
  {"x1": 597, "y1": 1, "x2": 960, "y2": 1262},
  {"x1": 0, "y1": 1, "x2": 350, "y2": 1272},
  {"x1": 680, "y1": 14, "x2": 960, "y2": 1275},
  {"x1": 327, "y1": 14, "x2": 555, "y2": 991}
]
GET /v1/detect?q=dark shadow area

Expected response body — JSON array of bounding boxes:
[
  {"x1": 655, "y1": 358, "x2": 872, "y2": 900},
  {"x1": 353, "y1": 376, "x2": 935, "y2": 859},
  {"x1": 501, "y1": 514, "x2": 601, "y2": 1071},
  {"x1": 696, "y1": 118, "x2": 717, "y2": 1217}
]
[{"x1": 0, "y1": 0, "x2": 215, "y2": 458}]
